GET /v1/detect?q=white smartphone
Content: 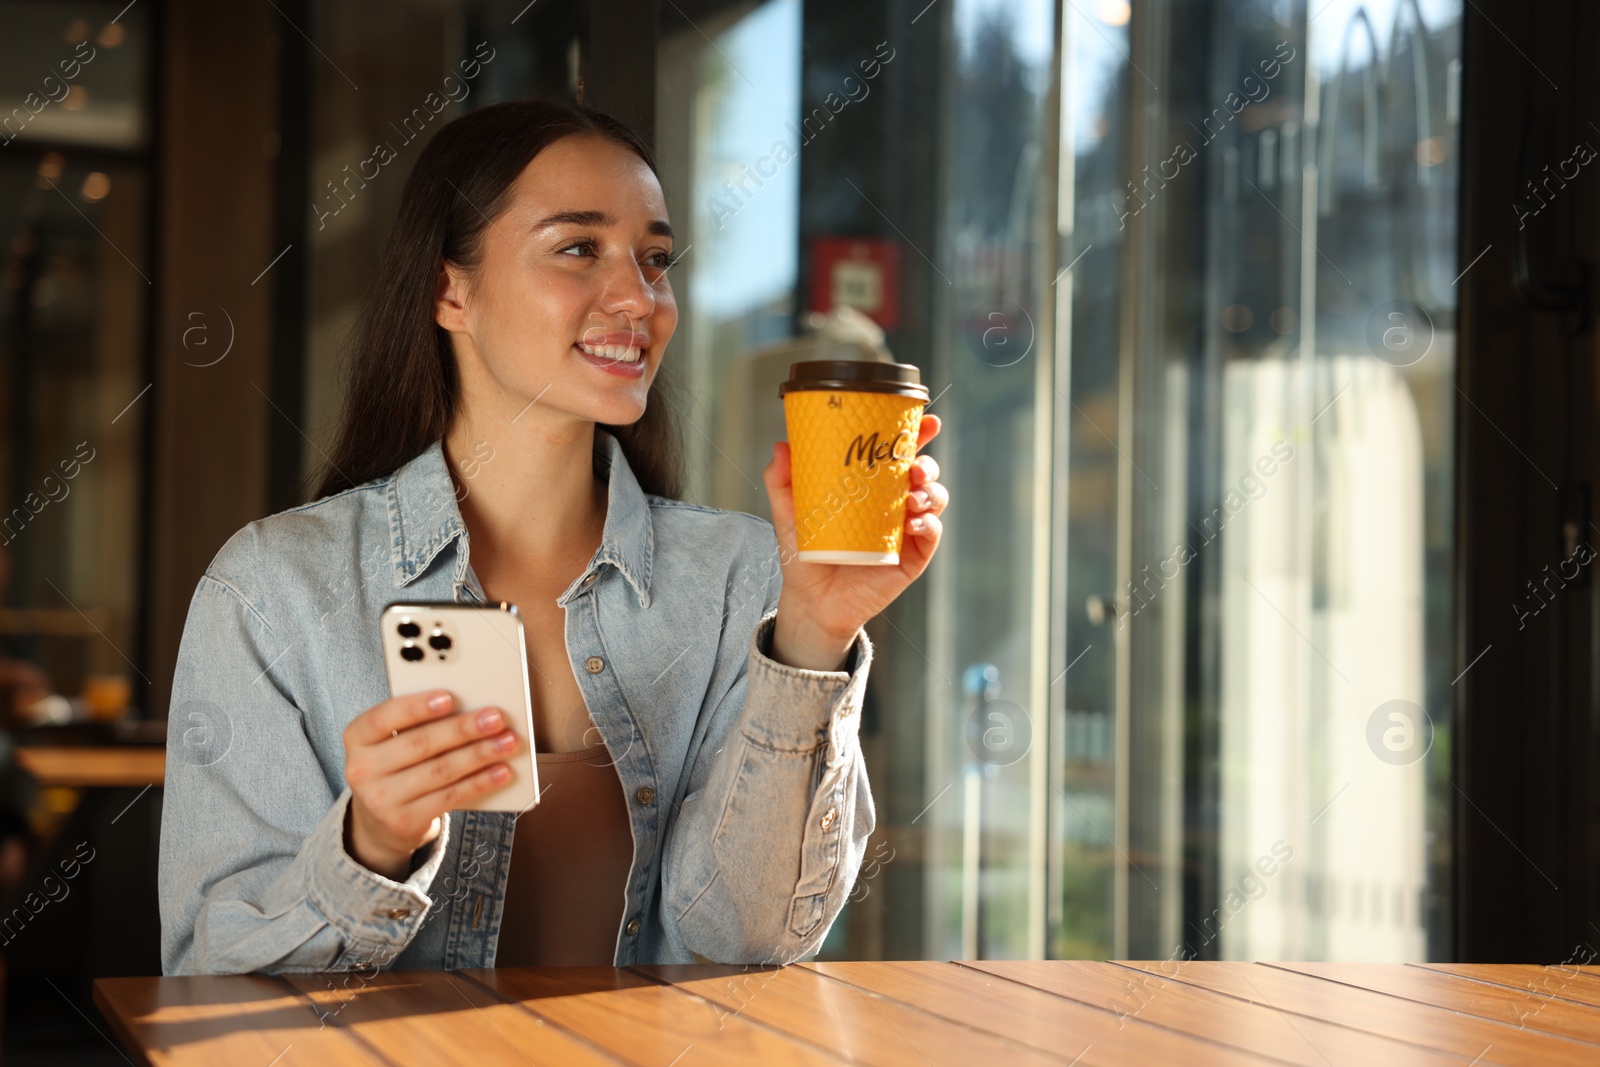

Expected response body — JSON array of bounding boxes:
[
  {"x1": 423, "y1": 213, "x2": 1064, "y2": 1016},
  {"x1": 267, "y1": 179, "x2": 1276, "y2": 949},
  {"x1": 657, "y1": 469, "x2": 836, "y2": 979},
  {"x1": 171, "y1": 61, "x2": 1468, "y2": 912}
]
[{"x1": 379, "y1": 600, "x2": 539, "y2": 813}]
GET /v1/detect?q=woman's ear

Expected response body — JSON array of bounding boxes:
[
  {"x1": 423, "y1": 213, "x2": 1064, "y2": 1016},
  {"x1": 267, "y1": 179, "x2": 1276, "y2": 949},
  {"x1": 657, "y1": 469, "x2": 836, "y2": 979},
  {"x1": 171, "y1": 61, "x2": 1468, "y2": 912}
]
[{"x1": 434, "y1": 260, "x2": 470, "y2": 331}]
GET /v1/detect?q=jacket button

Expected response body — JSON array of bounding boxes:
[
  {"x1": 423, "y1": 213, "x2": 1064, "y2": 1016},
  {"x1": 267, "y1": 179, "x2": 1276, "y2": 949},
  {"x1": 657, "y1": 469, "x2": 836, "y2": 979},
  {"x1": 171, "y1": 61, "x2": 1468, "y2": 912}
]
[
  {"x1": 819, "y1": 807, "x2": 838, "y2": 831},
  {"x1": 581, "y1": 573, "x2": 597, "y2": 590},
  {"x1": 636, "y1": 786, "x2": 654, "y2": 805},
  {"x1": 385, "y1": 907, "x2": 412, "y2": 920},
  {"x1": 585, "y1": 656, "x2": 605, "y2": 674},
  {"x1": 626, "y1": 918, "x2": 641, "y2": 936}
]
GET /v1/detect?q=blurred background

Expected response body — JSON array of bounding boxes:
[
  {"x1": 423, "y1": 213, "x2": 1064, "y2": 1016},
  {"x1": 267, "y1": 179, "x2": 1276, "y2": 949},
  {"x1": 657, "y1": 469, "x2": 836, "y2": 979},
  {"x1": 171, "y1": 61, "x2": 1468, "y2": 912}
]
[{"x1": 3, "y1": 0, "x2": 1599, "y2": 1061}]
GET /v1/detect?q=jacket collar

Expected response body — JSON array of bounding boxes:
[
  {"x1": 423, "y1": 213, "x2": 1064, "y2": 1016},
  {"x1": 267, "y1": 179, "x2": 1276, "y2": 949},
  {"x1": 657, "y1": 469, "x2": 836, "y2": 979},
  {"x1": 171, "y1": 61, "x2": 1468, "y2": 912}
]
[{"x1": 385, "y1": 428, "x2": 654, "y2": 609}]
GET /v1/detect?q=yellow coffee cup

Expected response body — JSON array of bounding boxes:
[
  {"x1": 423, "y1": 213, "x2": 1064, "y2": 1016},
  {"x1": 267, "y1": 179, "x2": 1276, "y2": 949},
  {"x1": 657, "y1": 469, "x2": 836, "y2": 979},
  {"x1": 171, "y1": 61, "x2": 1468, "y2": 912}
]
[{"x1": 779, "y1": 360, "x2": 929, "y2": 565}]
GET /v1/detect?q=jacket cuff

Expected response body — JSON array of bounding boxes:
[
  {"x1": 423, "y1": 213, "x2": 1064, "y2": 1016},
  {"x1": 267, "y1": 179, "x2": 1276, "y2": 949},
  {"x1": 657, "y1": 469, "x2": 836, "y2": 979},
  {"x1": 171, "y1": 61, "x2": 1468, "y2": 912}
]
[
  {"x1": 743, "y1": 608, "x2": 873, "y2": 758},
  {"x1": 302, "y1": 788, "x2": 450, "y2": 965}
]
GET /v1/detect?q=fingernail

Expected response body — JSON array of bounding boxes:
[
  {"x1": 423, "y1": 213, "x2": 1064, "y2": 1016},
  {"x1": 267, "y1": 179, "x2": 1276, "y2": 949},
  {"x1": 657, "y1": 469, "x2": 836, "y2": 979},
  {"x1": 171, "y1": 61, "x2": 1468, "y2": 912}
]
[
  {"x1": 428, "y1": 692, "x2": 452, "y2": 712},
  {"x1": 493, "y1": 732, "x2": 517, "y2": 752},
  {"x1": 477, "y1": 708, "x2": 503, "y2": 732},
  {"x1": 912, "y1": 490, "x2": 929, "y2": 509},
  {"x1": 909, "y1": 517, "x2": 926, "y2": 533},
  {"x1": 490, "y1": 764, "x2": 512, "y2": 782}
]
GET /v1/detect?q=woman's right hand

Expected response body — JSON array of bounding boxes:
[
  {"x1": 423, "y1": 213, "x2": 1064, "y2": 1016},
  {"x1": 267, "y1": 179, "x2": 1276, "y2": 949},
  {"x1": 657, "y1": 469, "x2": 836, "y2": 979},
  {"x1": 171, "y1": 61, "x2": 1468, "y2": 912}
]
[{"x1": 340, "y1": 690, "x2": 520, "y2": 880}]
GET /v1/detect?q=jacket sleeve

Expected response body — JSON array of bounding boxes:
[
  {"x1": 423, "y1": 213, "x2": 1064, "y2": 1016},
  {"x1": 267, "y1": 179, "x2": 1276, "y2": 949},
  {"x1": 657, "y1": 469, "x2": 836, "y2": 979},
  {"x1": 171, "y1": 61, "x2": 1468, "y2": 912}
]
[
  {"x1": 159, "y1": 569, "x2": 450, "y2": 975},
  {"x1": 661, "y1": 520, "x2": 876, "y2": 964}
]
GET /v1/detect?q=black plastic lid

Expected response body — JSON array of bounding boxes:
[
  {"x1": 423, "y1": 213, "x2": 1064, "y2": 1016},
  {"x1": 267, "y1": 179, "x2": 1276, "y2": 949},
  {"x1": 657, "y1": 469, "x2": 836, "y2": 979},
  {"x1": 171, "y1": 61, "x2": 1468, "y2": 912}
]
[{"x1": 778, "y1": 360, "x2": 929, "y2": 399}]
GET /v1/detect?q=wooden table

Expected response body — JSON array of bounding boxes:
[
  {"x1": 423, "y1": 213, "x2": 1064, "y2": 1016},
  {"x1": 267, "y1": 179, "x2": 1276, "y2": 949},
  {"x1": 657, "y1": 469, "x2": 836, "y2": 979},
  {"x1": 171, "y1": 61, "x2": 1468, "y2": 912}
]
[
  {"x1": 93, "y1": 960, "x2": 1600, "y2": 1065},
  {"x1": 15, "y1": 746, "x2": 166, "y2": 788}
]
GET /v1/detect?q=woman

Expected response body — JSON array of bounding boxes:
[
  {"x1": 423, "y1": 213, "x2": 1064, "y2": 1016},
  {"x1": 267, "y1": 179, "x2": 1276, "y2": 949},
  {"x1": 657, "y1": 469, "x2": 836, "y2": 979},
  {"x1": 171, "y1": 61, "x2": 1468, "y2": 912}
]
[{"x1": 158, "y1": 98, "x2": 948, "y2": 975}]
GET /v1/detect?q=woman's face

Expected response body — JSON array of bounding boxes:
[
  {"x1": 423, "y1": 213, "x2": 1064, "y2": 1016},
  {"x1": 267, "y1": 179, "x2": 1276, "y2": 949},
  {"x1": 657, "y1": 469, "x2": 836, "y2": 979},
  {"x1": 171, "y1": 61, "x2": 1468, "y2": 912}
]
[{"x1": 436, "y1": 133, "x2": 679, "y2": 430}]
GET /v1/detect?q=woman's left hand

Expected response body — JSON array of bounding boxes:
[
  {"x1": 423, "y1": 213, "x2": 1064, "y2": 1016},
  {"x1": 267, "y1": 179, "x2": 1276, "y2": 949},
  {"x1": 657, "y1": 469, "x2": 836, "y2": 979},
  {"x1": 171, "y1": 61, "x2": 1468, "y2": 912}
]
[{"x1": 761, "y1": 413, "x2": 948, "y2": 671}]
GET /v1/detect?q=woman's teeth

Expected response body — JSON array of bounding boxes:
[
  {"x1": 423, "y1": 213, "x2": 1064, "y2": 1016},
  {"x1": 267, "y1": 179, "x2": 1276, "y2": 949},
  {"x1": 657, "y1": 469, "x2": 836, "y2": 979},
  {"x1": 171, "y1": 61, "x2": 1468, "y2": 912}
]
[{"x1": 578, "y1": 342, "x2": 643, "y2": 363}]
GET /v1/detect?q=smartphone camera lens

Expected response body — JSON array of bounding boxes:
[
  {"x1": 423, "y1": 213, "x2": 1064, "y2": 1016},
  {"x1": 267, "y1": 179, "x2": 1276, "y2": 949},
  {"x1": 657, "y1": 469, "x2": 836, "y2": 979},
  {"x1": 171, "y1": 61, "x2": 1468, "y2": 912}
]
[
  {"x1": 400, "y1": 644, "x2": 424, "y2": 662},
  {"x1": 397, "y1": 621, "x2": 421, "y2": 639},
  {"x1": 428, "y1": 631, "x2": 452, "y2": 651}
]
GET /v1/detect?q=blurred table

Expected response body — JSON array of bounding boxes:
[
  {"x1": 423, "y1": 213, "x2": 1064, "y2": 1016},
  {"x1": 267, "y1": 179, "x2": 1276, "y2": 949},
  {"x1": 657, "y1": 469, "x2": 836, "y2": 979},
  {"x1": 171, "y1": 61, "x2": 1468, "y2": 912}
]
[
  {"x1": 94, "y1": 960, "x2": 1600, "y2": 1065},
  {"x1": 15, "y1": 745, "x2": 166, "y2": 787}
]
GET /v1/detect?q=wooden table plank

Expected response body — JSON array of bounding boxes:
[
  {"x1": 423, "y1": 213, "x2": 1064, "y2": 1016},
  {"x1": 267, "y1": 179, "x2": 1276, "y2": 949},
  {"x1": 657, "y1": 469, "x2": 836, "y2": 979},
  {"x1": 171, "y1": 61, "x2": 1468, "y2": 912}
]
[
  {"x1": 94, "y1": 975, "x2": 384, "y2": 1067},
  {"x1": 17, "y1": 746, "x2": 166, "y2": 788},
  {"x1": 1275, "y1": 962, "x2": 1600, "y2": 1046},
  {"x1": 463, "y1": 966, "x2": 847, "y2": 1066},
  {"x1": 1122, "y1": 961, "x2": 1594, "y2": 1067},
  {"x1": 1416, "y1": 963, "x2": 1600, "y2": 1010},
  {"x1": 802, "y1": 960, "x2": 1280, "y2": 1065},
  {"x1": 279, "y1": 970, "x2": 623, "y2": 1067},
  {"x1": 968, "y1": 960, "x2": 1465, "y2": 1067},
  {"x1": 634, "y1": 963, "x2": 1072, "y2": 1066}
]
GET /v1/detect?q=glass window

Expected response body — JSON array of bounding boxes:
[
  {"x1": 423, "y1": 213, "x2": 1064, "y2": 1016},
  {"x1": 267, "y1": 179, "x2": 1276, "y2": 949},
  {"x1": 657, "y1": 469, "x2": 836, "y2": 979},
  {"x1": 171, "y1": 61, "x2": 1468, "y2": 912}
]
[
  {"x1": 1061, "y1": 0, "x2": 1461, "y2": 960},
  {"x1": 0, "y1": 1, "x2": 151, "y2": 727}
]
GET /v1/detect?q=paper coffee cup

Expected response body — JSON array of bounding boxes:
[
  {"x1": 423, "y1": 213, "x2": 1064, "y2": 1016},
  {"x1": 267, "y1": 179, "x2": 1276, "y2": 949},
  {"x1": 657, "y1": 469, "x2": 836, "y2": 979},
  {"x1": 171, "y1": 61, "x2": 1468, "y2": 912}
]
[{"x1": 779, "y1": 360, "x2": 929, "y2": 565}]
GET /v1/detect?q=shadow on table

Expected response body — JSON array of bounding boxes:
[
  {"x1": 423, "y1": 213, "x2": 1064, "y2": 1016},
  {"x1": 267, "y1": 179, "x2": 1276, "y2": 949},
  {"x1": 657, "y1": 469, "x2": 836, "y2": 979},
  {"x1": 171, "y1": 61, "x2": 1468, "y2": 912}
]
[{"x1": 98, "y1": 962, "x2": 765, "y2": 1051}]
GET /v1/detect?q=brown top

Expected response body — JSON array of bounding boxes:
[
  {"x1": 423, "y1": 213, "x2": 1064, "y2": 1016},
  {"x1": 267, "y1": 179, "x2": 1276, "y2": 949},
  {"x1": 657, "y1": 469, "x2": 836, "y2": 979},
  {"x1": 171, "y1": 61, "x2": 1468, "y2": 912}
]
[{"x1": 495, "y1": 742, "x2": 635, "y2": 966}]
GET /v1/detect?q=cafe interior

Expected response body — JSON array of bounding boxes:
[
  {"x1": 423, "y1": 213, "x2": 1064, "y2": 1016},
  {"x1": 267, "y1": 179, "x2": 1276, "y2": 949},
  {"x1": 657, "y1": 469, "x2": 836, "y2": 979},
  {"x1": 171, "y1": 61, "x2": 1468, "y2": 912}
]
[{"x1": 3, "y1": 0, "x2": 1600, "y2": 1062}]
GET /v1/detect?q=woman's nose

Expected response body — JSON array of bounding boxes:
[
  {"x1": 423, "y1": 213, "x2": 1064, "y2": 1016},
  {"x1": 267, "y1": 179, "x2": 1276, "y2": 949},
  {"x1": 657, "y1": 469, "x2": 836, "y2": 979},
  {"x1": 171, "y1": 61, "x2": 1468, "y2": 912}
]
[{"x1": 598, "y1": 255, "x2": 656, "y2": 320}]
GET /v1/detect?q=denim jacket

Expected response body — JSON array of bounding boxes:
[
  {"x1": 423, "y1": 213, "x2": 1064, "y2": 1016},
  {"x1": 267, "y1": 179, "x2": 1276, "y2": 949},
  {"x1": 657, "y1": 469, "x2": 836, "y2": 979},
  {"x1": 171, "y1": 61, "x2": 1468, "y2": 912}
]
[{"x1": 158, "y1": 428, "x2": 875, "y2": 975}]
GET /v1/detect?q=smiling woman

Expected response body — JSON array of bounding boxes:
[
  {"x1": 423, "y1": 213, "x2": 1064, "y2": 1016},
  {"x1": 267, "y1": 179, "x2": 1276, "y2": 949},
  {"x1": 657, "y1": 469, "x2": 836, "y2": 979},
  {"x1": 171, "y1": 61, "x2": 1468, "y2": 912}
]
[{"x1": 157, "y1": 98, "x2": 949, "y2": 975}]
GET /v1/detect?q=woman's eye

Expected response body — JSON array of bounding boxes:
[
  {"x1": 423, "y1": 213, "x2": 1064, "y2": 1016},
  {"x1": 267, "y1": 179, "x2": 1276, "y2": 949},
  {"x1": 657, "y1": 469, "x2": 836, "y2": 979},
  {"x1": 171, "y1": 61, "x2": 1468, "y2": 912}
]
[
  {"x1": 559, "y1": 240, "x2": 597, "y2": 258},
  {"x1": 648, "y1": 250, "x2": 681, "y2": 271}
]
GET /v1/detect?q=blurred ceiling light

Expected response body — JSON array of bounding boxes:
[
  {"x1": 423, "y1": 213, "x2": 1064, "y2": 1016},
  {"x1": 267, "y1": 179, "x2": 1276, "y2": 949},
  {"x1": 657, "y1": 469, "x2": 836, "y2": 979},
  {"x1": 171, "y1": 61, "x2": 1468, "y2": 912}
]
[
  {"x1": 98, "y1": 21, "x2": 126, "y2": 47},
  {"x1": 1222, "y1": 304, "x2": 1253, "y2": 332},
  {"x1": 64, "y1": 16, "x2": 89, "y2": 43},
  {"x1": 1270, "y1": 306, "x2": 1297, "y2": 334},
  {"x1": 81, "y1": 171, "x2": 111, "y2": 202},
  {"x1": 1097, "y1": 0, "x2": 1131, "y2": 26},
  {"x1": 36, "y1": 152, "x2": 65, "y2": 186},
  {"x1": 62, "y1": 85, "x2": 90, "y2": 111},
  {"x1": 1416, "y1": 136, "x2": 1447, "y2": 166}
]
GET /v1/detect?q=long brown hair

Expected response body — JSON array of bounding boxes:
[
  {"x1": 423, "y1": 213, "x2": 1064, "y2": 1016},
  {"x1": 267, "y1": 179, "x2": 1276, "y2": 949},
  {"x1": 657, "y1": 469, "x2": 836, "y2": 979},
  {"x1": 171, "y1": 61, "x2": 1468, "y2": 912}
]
[{"x1": 311, "y1": 98, "x2": 685, "y2": 502}]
